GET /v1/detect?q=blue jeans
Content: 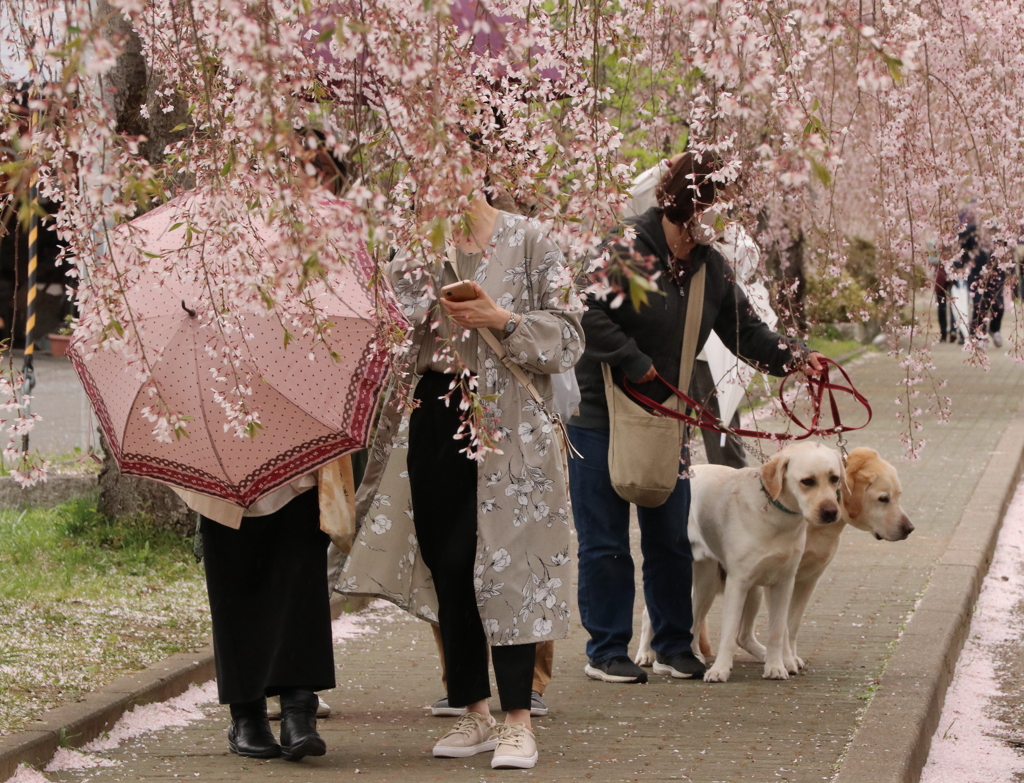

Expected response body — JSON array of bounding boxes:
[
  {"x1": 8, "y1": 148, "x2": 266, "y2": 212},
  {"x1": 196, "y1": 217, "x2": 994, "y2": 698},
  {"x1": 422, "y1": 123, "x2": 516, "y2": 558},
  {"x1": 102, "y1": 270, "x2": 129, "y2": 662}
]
[{"x1": 567, "y1": 425, "x2": 694, "y2": 664}]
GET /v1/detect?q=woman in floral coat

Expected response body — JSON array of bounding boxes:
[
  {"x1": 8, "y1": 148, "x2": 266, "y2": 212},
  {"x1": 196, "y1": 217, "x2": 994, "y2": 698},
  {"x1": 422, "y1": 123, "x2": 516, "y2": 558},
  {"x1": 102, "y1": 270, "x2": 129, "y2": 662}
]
[{"x1": 338, "y1": 193, "x2": 584, "y2": 769}]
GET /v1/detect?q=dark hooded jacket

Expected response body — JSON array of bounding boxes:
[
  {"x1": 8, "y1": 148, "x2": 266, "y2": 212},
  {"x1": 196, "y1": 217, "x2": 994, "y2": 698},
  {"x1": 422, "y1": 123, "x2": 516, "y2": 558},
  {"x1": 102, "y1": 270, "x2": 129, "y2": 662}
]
[{"x1": 569, "y1": 207, "x2": 802, "y2": 430}]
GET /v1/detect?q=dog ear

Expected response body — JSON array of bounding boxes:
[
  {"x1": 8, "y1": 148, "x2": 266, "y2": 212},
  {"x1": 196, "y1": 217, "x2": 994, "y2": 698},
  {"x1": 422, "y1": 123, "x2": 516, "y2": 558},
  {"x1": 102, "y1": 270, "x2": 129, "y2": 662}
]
[
  {"x1": 761, "y1": 453, "x2": 788, "y2": 500},
  {"x1": 839, "y1": 460, "x2": 853, "y2": 510},
  {"x1": 845, "y1": 475, "x2": 868, "y2": 519},
  {"x1": 843, "y1": 448, "x2": 876, "y2": 520}
]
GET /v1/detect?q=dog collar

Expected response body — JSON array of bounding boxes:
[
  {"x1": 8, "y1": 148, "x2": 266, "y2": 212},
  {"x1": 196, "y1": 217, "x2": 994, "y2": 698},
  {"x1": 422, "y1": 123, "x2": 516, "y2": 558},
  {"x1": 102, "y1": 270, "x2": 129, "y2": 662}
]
[{"x1": 759, "y1": 476, "x2": 799, "y2": 515}]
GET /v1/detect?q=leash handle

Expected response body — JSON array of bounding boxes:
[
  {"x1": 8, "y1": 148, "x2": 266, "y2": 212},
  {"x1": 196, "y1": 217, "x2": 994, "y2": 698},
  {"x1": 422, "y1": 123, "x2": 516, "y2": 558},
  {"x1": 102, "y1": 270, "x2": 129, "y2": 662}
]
[{"x1": 622, "y1": 357, "x2": 872, "y2": 441}]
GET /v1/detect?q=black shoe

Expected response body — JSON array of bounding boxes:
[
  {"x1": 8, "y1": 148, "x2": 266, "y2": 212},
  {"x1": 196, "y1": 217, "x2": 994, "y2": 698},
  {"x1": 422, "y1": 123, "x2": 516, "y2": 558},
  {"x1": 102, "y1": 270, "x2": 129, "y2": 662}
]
[
  {"x1": 584, "y1": 655, "x2": 648, "y2": 683},
  {"x1": 228, "y1": 698, "x2": 281, "y2": 759},
  {"x1": 653, "y1": 650, "x2": 706, "y2": 679},
  {"x1": 279, "y1": 689, "x2": 327, "y2": 761}
]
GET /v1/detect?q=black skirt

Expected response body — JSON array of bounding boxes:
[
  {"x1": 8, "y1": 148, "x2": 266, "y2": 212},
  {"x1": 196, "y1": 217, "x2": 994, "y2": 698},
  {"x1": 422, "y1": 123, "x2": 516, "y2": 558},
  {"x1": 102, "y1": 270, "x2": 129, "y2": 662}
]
[{"x1": 201, "y1": 489, "x2": 335, "y2": 704}]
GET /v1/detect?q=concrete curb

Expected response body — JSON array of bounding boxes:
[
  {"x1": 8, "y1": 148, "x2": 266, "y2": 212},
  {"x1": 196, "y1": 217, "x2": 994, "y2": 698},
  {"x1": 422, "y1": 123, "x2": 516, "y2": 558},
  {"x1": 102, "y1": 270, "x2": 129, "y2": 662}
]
[
  {"x1": 0, "y1": 593, "x2": 370, "y2": 781},
  {"x1": 0, "y1": 648, "x2": 215, "y2": 782},
  {"x1": 834, "y1": 403, "x2": 1024, "y2": 783},
  {"x1": 0, "y1": 475, "x2": 98, "y2": 510}
]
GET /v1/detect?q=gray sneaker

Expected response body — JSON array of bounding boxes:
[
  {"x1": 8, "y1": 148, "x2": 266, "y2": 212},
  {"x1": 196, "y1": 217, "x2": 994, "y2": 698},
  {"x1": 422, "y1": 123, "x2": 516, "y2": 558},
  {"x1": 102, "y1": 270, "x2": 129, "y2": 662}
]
[
  {"x1": 430, "y1": 696, "x2": 468, "y2": 717},
  {"x1": 993, "y1": 331, "x2": 1004, "y2": 347},
  {"x1": 530, "y1": 691, "x2": 548, "y2": 717}
]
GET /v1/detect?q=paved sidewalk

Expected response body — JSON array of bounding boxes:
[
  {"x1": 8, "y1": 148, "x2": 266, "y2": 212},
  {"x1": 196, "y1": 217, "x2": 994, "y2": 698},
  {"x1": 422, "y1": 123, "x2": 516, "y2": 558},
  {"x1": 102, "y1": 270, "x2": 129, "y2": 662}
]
[
  {"x1": 30, "y1": 341, "x2": 1024, "y2": 782},
  {"x1": 3, "y1": 350, "x2": 96, "y2": 456}
]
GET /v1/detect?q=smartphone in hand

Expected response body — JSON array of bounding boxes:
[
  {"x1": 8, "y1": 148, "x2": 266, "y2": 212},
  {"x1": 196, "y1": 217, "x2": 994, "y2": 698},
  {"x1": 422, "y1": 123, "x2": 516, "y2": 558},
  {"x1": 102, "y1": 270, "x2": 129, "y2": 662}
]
[{"x1": 441, "y1": 280, "x2": 477, "y2": 302}]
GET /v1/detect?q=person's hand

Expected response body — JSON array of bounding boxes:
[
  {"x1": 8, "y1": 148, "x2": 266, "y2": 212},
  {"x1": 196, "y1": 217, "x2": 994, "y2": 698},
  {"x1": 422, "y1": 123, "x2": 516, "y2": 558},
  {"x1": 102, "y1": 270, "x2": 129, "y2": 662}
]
[
  {"x1": 440, "y1": 281, "x2": 512, "y2": 330},
  {"x1": 803, "y1": 351, "x2": 826, "y2": 375},
  {"x1": 636, "y1": 364, "x2": 658, "y2": 383}
]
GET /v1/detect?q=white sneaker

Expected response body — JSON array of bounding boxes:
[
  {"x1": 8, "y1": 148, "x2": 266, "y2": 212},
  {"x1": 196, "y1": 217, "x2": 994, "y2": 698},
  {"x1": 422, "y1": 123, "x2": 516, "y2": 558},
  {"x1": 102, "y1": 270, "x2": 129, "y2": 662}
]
[
  {"x1": 993, "y1": 331, "x2": 1004, "y2": 347},
  {"x1": 490, "y1": 722, "x2": 538, "y2": 769},
  {"x1": 432, "y1": 712, "x2": 498, "y2": 758}
]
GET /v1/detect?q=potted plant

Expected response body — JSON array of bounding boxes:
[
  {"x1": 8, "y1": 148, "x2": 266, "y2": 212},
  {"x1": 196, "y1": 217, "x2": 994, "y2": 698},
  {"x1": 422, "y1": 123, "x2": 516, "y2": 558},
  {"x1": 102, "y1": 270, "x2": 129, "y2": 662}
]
[{"x1": 48, "y1": 315, "x2": 75, "y2": 358}]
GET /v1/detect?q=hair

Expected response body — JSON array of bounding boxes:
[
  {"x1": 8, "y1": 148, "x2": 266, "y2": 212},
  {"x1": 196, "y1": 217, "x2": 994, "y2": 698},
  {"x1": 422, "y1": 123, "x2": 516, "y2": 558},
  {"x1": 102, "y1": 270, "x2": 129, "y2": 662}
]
[
  {"x1": 300, "y1": 128, "x2": 351, "y2": 190},
  {"x1": 656, "y1": 152, "x2": 722, "y2": 227}
]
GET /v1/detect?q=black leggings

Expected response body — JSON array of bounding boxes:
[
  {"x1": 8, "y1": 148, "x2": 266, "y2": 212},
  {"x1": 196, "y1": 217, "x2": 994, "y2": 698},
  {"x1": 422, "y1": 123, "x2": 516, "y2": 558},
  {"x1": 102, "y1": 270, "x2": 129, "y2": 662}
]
[{"x1": 407, "y1": 371, "x2": 535, "y2": 711}]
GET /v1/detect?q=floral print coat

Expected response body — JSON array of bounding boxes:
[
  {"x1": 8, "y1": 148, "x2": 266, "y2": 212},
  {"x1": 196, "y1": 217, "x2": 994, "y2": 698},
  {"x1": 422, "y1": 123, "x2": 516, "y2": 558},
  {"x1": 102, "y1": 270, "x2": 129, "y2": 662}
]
[{"x1": 337, "y1": 212, "x2": 585, "y2": 645}]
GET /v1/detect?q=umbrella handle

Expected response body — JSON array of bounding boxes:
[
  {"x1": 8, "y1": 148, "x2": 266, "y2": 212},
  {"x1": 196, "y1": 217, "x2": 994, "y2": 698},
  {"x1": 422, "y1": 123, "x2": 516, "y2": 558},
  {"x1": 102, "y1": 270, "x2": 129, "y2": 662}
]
[{"x1": 181, "y1": 301, "x2": 197, "y2": 318}]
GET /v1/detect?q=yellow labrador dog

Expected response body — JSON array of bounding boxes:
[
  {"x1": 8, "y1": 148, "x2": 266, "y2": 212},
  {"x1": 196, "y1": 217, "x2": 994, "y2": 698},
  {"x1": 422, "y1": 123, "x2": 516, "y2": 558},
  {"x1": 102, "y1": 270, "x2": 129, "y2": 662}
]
[
  {"x1": 636, "y1": 446, "x2": 912, "y2": 678},
  {"x1": 728, "y1": 447, "x2": 913, "y2": 670},
  {"x1": 636, "y1": 442, "x2": 847, "y2": 682}
]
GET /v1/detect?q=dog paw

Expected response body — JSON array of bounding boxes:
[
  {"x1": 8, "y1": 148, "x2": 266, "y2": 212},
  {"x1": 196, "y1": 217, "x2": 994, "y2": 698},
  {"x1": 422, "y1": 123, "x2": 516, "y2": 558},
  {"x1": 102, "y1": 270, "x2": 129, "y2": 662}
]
[
  {"x1": 784, "y1": 657, "x2": 801, "y2": 675},
  {"x1": 704, "y1": 666, "x2": 731, "y2": 683},
  {"x1": 762, "y1": 664, "x2": 790, "y2": 680},
  {"x1": 794, "y1": 655, "x2": 805, "y2": 671},
  {"x1": 634, "y1": 650, "x2": 655, "y2": 667}
]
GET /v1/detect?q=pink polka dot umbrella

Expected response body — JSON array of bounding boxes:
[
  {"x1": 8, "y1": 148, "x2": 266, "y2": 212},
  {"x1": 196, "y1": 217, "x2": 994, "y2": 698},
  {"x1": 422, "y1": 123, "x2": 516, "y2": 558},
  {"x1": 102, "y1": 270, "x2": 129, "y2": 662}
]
[{"x1": 69, "y1": 186, "x2": 406, "y2": 508}]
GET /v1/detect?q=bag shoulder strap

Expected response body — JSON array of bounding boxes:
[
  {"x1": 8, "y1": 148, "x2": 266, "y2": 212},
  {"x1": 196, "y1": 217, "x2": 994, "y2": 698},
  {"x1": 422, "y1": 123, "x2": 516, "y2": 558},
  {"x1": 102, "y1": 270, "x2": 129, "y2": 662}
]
[
  {"x1": 445, "y1": 253, "x2": 580, "y2": 458},
  {"x1": 617, "y1": 219, "x2": 705, "y2": 394},
  {"x1": 679, "y1": 265, "x2": 706, "y2": 392}
]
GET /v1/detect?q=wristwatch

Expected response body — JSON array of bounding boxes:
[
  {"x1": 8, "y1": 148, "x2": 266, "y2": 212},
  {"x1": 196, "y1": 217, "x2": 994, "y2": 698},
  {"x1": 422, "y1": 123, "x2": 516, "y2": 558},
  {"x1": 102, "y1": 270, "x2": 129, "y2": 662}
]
[{"x1": 504, "y1": 311, "x2": 519, "y2": 334}]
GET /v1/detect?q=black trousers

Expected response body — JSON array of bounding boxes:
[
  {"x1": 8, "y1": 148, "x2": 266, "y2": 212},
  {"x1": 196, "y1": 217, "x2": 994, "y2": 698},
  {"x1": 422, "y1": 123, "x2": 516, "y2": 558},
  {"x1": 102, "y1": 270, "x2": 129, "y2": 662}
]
[
  {"x1": 408, "y1": 372, "x2": 535, "y2": 712},
  {"x1": 201, "y1": 489, "x2": 336, "y2": 704},
  {"x1": 936, "y1": 282, "x2": 955, "y2": 337}
]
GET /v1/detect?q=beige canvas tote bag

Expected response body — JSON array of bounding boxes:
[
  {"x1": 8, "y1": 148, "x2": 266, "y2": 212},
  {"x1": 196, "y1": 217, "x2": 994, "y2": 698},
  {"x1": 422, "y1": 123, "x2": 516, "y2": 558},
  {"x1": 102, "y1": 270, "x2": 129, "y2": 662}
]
[{"x1": 603, "y1": 265, "x2": 705, "y2": 507}]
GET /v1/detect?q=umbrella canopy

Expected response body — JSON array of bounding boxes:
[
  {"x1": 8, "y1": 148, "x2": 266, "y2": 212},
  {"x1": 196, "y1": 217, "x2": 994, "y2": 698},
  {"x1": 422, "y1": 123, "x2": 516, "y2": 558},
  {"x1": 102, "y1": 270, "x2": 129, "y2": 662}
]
[{"x1": 70, "y1": 189, "x2": 402, "y2": 508}]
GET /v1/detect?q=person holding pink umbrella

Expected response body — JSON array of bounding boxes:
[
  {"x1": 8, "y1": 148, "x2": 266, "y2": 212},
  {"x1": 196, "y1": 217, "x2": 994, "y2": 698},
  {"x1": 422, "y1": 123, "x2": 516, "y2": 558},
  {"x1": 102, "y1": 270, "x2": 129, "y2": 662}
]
[
  {"x1": 178, "y1": 147, "x2": 356, "y2": 763},
  {"x1": 71, "y1": 137, "x2": 387, "y2": 763}
]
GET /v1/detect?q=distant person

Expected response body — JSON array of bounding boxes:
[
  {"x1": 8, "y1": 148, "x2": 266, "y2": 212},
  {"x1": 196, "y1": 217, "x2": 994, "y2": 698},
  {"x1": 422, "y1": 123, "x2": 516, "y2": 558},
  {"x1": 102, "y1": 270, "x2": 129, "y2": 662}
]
[
  {"x1": 958, "y1": 202, "x2": 1006, "y2": 347},
  {"x1": 928, "y1": 239, "x2": 958, "y2": 344}
]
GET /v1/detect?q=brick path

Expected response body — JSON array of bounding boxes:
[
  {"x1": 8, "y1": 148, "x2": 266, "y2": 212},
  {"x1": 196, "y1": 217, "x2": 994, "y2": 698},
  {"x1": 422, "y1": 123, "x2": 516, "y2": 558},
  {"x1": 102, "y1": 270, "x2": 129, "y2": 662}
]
[{"x1": 42, "y1": 341, "x2": 1024, "y2": 783}]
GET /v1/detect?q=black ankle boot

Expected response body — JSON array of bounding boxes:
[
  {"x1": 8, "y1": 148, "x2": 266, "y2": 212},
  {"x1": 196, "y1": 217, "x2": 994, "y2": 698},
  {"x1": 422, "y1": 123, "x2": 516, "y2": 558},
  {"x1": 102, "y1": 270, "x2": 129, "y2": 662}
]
[
  {"x1": 228, "y1": 697, "x2": 281, "y2": 758},
  {"x1": 279, "y1": 689, "x2": 327, "y2": 761}
]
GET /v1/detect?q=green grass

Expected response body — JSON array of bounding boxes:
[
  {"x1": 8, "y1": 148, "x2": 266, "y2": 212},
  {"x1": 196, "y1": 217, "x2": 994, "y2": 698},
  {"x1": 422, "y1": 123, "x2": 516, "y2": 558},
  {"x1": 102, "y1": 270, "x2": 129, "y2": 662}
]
[
  {"x1": 807, "y1": 336, "x2": 869, "y2": 360},
  {"x1": 0, "y1": 496, "x2": 199, "y2": 601},
  {"x1": 0, "y1": 496, "x2": 211, "y2": 733}
]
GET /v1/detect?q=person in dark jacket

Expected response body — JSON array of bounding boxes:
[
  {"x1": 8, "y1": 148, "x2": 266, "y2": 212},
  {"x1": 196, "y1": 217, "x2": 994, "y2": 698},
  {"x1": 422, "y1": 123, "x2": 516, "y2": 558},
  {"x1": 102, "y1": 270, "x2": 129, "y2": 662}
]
[
  {"x1": 567, "y1": 152, "x2": 823, "y2": 684},
  {"x1": 957, "y1": 202, "x2": 1006, "y2": 347}
]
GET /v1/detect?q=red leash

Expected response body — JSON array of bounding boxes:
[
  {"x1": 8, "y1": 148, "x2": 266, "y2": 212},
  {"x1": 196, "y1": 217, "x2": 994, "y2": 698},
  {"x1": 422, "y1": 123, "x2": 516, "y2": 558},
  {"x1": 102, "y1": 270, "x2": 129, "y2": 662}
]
[{"x1": 622, "y1": 357, "x2": 872, "y2": 441}]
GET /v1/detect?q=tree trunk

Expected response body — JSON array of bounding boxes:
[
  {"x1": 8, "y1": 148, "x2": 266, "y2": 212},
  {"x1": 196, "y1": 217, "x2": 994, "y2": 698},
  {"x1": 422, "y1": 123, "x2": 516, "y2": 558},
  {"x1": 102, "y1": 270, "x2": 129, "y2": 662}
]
[
  {"x1": 97, "y1": 435, "x2": 197, "y2": 536},
  {"x1": 95, "y1": 3, "x2": 192, "y2": 533}
]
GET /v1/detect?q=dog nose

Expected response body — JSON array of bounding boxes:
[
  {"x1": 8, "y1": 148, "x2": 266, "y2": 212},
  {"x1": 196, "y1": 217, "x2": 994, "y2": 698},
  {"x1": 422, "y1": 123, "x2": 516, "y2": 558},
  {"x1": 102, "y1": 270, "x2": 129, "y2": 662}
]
[
  {"x1": 820, "y1": 504, "x2": 838, "y2": 524},
  {"x1": 900, "y1": 515, "x2": 914, "y2": 539}
]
